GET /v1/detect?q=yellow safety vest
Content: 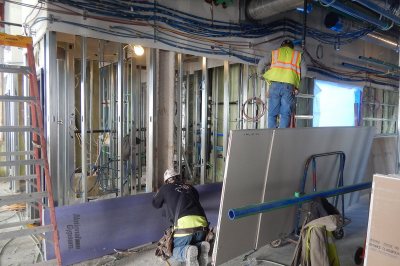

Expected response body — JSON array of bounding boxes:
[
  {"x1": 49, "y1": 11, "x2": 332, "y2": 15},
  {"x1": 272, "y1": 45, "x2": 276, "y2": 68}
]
[{"x1": 263, "y1": 47, "x2": 302, "y2": 88}]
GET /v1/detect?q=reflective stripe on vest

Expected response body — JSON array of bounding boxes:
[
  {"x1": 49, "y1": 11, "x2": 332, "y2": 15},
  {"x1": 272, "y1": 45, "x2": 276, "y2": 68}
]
[
  {"x1": 270, "y1": 49, "x2": 301, "y2": 75},
  {"x1": 263, "y1": 47, "x2": 302, "y2": 87}
]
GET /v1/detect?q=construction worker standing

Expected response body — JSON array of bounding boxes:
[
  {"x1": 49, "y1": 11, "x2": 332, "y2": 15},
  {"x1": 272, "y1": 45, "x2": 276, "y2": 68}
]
[
  {"x1": 152, "y1": 168, "x2": 210, "y2": 266},
  {"x1": 258, "y1": 40, "x2": 307, "y2": 128}
]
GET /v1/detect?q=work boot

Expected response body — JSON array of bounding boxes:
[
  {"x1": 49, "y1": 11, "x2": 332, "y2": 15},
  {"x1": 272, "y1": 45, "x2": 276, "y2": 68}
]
[
  {"x1": 185, "y1": 245, "x2": 199, "y2": 266},
  {"x1": 199, "y1": 241, "x2": 210, "y2": 266}
]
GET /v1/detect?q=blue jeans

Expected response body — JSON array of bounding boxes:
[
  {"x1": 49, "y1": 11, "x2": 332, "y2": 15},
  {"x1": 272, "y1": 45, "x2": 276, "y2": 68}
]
[
  {"x1": 172, "y1": 231, "x2": 207, "y2": 262},
  {"x1": 268, "y1": 82, "x2": 295, "y2": 128}
]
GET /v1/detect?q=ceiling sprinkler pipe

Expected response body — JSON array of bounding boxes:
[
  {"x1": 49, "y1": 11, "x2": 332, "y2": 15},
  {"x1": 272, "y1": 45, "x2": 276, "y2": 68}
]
[
  {"x1": 320, "y1": 0, "x2": 392, "y2": 30},
  {"x1": 352, "y1": 0, "x2": 400, "y2": 26}
]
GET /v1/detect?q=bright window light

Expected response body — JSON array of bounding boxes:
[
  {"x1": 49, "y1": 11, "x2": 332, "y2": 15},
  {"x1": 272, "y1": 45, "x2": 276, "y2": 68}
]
[
  {"x1": 313, "y1": 80, "x2": 362, "y2": 127},
  {"x1": 133, "y1": 45, "x2": 144, "y2": 56}
]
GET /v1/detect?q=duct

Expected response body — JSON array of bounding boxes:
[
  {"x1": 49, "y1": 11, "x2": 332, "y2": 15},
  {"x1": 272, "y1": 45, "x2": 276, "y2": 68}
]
[
  {"x1": 352, "y1": 0, "x2": 400, "y2": 26},
  {"x1": 320, "y1": 0, "x2": 391, "y2": 30},
  {"x1": 324, "y1": 12, "x2": 399, "y2": 51},
  {"x1": 247, "y1": 0, "x2": 303, "y2": 20}
]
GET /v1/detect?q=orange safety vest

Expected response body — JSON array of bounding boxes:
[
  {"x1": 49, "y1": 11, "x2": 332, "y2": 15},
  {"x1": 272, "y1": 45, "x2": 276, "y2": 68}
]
[{"x1": 263, "y1": 47, "x2": 302, "y2": 88}]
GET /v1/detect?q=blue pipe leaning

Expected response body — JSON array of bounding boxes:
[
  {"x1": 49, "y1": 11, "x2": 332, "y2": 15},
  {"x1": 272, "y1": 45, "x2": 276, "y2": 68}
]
[
  {"x1": 319, "y1": 0, "x2": 391, "y2": 30},
  {"x1": 352, "y1": 0, "x2": 400, "y2": 26},
  {"x1": 228, "y1": 182, "x2": 371, "y2": 220}
]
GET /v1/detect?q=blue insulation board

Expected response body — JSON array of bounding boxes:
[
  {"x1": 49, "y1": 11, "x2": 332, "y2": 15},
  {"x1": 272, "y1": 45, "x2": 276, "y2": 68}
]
[{"x1": 44, "y1": 183, "x2": 222, "y2": 265}]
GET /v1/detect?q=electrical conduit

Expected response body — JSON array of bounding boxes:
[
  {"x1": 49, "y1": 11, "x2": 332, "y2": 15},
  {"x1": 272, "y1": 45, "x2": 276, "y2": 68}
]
[{"x1": 319, "y1": 0, "x2": 392, "y2": 30}]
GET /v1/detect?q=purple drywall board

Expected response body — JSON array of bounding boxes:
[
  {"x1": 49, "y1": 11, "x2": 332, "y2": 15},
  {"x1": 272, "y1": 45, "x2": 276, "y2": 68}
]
[{"x1": 44, "y1": 183, "x2": 222, "y2": 265}]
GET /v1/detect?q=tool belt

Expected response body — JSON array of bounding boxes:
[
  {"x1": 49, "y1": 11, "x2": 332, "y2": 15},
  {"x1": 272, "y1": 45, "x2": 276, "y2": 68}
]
[{"x1": 174, "y1": 226, "x2": 209, "y2": 235}]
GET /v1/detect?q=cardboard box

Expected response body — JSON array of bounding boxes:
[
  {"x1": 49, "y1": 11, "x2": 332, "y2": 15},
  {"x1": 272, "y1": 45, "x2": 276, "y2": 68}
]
[{"x1": 365, "y1": 174, "x2": 400, "y2": 265}]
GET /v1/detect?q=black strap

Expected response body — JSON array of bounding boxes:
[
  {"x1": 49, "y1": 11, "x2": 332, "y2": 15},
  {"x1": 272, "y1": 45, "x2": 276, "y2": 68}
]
[{"x1": 174, "y1": 226, "x2": 209, "y2": 235}]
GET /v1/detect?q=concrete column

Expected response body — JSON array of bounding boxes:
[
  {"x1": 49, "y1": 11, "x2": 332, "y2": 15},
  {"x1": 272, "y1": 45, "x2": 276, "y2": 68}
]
[{"x1": 157, "y1": 50, "x2": 176, "y2": 188}]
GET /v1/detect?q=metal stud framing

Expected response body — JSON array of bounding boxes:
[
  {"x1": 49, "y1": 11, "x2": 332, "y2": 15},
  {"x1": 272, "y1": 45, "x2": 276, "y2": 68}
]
[
  {"x1": 200, "y1": 57, "x2": 208, "y2": 184},
  {"x1": 146, "y1": 48, "x2": 157, "y2": 192}
]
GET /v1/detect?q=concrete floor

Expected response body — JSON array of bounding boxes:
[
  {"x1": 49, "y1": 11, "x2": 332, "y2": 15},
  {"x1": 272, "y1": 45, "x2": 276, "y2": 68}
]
[{"x1": 0, "y1": 177, "x2": 368, "y2": 266}]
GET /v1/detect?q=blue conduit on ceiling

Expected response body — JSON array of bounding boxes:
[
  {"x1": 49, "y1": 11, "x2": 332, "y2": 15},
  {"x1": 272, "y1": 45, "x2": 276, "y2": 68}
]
[
  {"x1": 352, "y1": 0, "x2": 400, "y2": 26},
  {"x1": 319, "y1": 0, "x2": 392, "y2": 30}
]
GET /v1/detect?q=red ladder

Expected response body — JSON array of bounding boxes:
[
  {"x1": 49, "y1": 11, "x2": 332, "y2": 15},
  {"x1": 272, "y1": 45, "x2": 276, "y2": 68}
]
[{"x1": 0, "y1": 33, "x2": 62, "y2": 265}]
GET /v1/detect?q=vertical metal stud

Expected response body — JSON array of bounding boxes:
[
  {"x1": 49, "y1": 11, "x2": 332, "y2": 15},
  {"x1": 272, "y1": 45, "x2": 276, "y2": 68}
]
[
  {"x1": 223, "y1": 61, "x2": 230, "y2": 160},
  {"x1": 213, "y1": 69, "x2": 219, "y2": 182},
  {"x1": 185, "y1": 72, "x2": 190, "y2": 175},
  {"x1": 80, "y1": 36, "x2": 88, "y2": 202},
  {"x1": 193, "y1": 72, "x2": 199, "y2": 180},
  {"x1": 89, "y1": 60, "x2": 94, "y2": 174},
  {"x1": 45, "y1": 31, "x2": 58, "y2": 202},
  {"x1": 65, "y1": 43, "x2": 75, "y2": 205},
  {"x1": 200, "y1": 57, "x2": 208, "y2": 184},
  {"x1": 117, "y1": 44, "x2": 124, "y2": 196},
  {"x1": 177, "y1": 54, "x2": 183, "y2": 174},
  {"x1": 56, "y1": 58, "x2": 65, "y2": 206},
  {"x1": 260, "y1": 80, "x2": 266, "y2": 128},
  {"x1": 397, "y1": 48, "x2": 400, "y2": 174},
  {"x1": 146, "y1": 48, "x2": 157, "y2": 192},
  {"x1": 241, "y1": 64, "x2": 248, "y2": 130}
]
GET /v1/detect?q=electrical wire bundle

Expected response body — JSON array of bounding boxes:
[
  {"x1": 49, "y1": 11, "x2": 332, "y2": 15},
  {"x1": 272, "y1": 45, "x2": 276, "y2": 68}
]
[
  {"x1": 242, "y1": 97, "x2": 266, "y2": 122},
  {"x1": 5, "y1": 0, "x2": 398, "y2": 86},
  {"x1": 305, "y1": 49, "x2": 399, "y2": 88},
  {"x1": 6, "y1": 0, "x2": 389, "y2": 64}
]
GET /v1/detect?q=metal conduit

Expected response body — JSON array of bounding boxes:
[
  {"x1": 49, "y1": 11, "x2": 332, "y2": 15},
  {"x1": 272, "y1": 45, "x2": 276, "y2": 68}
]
[
  {"x1": 352, "y1": 0, "x2": 400, "y2": 26},
  {"x1": 247, "y1": 0, "x2": 303, "y2": 20},
  {"x1": 320, "y1": 0, "x2": 391, "y2": 30}
]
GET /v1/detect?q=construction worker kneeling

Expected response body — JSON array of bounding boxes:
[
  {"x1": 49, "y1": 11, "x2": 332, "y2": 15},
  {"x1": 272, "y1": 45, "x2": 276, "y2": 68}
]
[{"x1": 153, "y1": 168, "x2": 212, "y2": 266}]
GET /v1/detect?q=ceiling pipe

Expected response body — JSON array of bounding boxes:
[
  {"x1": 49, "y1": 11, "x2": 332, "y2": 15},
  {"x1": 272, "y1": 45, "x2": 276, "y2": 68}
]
[
  {"x1": 352, "y1": 0, "x2": 400, "y2": 26},
  {"x1": 365, "y1": 32, "x2": 399, "y2": 51},
  {"x1": 358, "y1": 56, "x2": 400, "y2": 71},
  {"x1": 320, "y1": 0, "x2": 392, "y2": 30},
  {"x1": 247, "y1": 0, "x2": 304, "y2": 20}
]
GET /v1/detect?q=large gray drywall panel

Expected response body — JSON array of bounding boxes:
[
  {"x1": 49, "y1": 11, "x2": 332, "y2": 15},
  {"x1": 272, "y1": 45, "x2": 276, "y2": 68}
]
[
  {"x1": 212, "y1": 130, "x2": 274, "y2": 266},
  {"x1": 365, "y1": 136, "x2": 397, "y2": 180},
  {"x1": 256, "y1": 127, "x2": 374, "y2": 247}
]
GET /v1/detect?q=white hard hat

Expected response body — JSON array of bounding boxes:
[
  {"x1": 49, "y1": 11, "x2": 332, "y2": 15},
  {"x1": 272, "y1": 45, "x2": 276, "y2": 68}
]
[{"x1": 164, "y1": 168, "x2": 179, "y2": 182}]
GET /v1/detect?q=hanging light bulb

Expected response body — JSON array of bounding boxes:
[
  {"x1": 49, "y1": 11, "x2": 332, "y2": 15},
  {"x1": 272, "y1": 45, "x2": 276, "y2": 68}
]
[{"x1": 133, "y1": 45, "x2": 144, "y2": 56}]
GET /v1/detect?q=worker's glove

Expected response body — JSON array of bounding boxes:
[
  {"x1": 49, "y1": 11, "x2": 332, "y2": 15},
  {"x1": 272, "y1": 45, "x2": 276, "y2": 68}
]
[{"x1": 293, "y1": 88, "x2": 299, "y2": 96}]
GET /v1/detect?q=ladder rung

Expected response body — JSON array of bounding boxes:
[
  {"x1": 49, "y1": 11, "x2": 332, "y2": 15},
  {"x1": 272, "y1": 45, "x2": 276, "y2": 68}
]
[
  {"x1": 0, "y1": 64, "x2": 30, "y2": 74},
  {"x1": 0, "y1": 95, "x2": 37, "y2": 102},
  {"x1": 0, "y1": 126, "x2": 38, "y2": 133},
  {"x1": 0, "y1": 159, "x2": 44, "y2": 167},
  {"x1": 0, "y1": 175, "x2": 36, "y2": 182},
  {"x1": 0, "y1": 224, "x2": 53, "y2": 240},
  {"x1": 0, "y1": 218, "x2": 41, "y2": 230},
  {"x1": 0, "y1": 191, "x2": 48, "y2": 206},
  {"x1": 0, "y1": 151, "x2": 34, "y2": 156}
]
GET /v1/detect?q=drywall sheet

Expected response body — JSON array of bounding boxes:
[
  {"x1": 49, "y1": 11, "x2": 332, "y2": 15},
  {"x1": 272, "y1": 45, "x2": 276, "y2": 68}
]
[
  {"x1": 364, "y1": 136, "x2": 397, "y2": 181},
  {"x1": 257, "y1": 127, "x2": 374, "y2": 247},
  {"x1": 212, "y1": 130, "x2": 274, "y2": 266},
  {"x1": 365, "y1": 174, "x2": 400, "y2": 266},
  {"x1": 44, "y1": 183, "x2": 222, "y2": 265}
]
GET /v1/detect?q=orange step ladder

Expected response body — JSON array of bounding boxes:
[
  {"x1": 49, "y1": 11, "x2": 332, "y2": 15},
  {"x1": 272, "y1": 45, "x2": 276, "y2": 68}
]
[{"x1": 0, "y1": 33, "x2": 62, "y2": 265}]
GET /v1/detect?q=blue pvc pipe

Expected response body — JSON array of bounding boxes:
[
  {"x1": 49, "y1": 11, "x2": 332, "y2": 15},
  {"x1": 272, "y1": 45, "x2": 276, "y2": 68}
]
[
  {"x1": 352, "y1": 0, "x2": 400, "y2": 26},
  {"x1": 228, "y1": 182, "x2": 371, "y2": 220},
  {"x1": 320, "y1": 0, "x2": 391, "y2": 30}
]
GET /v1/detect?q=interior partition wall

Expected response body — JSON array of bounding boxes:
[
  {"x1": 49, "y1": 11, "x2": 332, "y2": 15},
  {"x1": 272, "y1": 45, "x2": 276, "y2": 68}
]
[{"x1": 40, "y1": 32, "x2": 318, "y2": 201}]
